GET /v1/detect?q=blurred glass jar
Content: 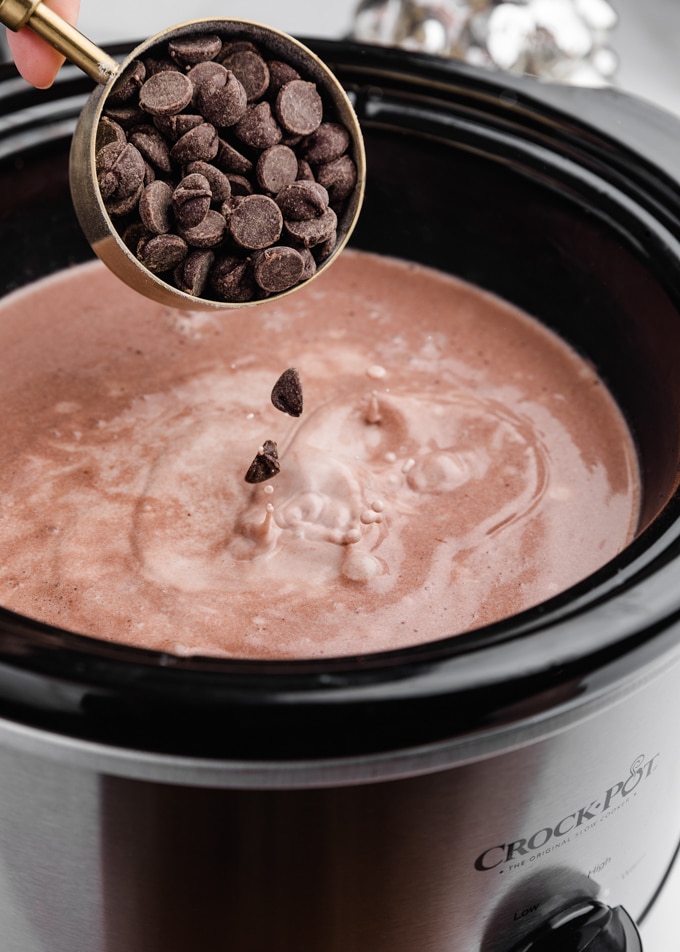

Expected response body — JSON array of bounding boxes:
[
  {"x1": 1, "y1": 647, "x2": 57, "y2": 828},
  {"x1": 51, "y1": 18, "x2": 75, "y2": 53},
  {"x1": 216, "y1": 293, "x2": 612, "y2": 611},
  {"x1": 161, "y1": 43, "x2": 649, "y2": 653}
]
[{"x1": 350, "y1": 0, "x2": 619, "y2": 84}]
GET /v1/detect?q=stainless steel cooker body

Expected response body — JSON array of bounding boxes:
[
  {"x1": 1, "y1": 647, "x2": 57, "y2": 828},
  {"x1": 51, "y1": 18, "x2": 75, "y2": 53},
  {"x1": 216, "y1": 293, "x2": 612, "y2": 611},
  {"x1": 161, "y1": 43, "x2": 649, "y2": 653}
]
[
  {"x1": 1, "y1": 40, "x2": 680, "y2": 952},
  {"x1": 0, "y1": 634, "x2": 679, "y2": 952}
]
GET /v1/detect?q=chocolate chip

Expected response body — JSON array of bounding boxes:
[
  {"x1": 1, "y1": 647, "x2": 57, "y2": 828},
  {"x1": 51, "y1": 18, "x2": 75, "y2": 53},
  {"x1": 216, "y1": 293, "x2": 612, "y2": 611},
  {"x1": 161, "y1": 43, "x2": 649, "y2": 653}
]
[
  {"x1": 185, "y1": 160, "x2": 232, "y2": 203},
  {"x1": 173, "y1": 249, "x2": 215, "y2": 296},
  {"x1": 271, "y1": 367, "x2": 303, "y2": 416},
  {"x1": 234, "y1": 101, "x2": 282, "y2": 150},
  {"x1": 97, "y1": 141, "x2": 146, "y2": 201},
  {"x1": 215, "y1": 138, "x2": 253, "y2": 175},
  {"x1": 153, "y1": 113, "x2": 203, "y2": 142},
  {"x1": 221, "y1": 50, "x2": 270, "y2": 102},
  {"x1": 275, "y1": 81, "x2": 323, "y2": 136},
  {"x1": 244, "y1": 440, "x2": 280, "y2": 483},
  {"x1": 197, "y1": 71, "x2": 248, "y2": 128},
  {"x1": 296, "y1": 159, "x2": 315, "y2": 183},
  {"x1": 108, "y1": 60, "x2": 146, "y2": 105},
  {"x1": 275, "y1": 181, "x2": 329, "y2": 221},
  {"x1": 128, "y1": 124, "x2": 173, "y2": 173},
  {"x1": 96, "y1": 116, "x2": 127, "y2": 151},
  {"x1": 223, "y1": 175, "x2": 253, "y2": 198},
  {"x1": 104, "y1": 105, "x2": 146, "y2": 129},
  {"x1": 187, "y1": 61, "x2": 229, "y2": 102},
  {"x1": 299, "y1": 247, "x2": 317, "y2": 280},
  {"x1": 171, "y1": 173, "x2": 212, "y2": 229},
  {"x1": 301, "y1": 122, "x2": 351, "y2": 165},
  {"x1": 137, "y1": 233, "x2": 188, "y2": 273},
  {"x1": 179, "y1": 209, "x2": 227, "y2": 248},
  {"x1": 256, "y1": 145, "x2": 298, "y2": 194},
  {"x1": 210, "y1": 255, "x2": 257, "y2": 302},
  {"x1": 316, "y1": 155, "x2": 358, "y2": 203},
  {"x1": 169, "y1": 122, "x2": 219, "y2": 165},
  {"x1": 284, "y1": 206, "x2": 337, "y2": 248},
  {"x1": 168, "y1": 34, "x2": 222, "y2": 67},
  {"x1": 229, "y1": 194, "x2": 282, "y2": 250},
  {"x1": 253, "y1": 247, "x2": 305, "y2": 294},
  {"x1": 139, "y1": 71, "x2": 193, "y2": 116},
  {"x1": 267, "y1": 60, "x2": 301, "y2": 96},
  {"x1": 106, "y1": 183, "x2": 144, "y2": 217},
  {"x1": 143, "y1": 54, "x2": 180, "y2": 77},
  {"x1": 95, "y1": 28, "x2": 359, "y2": 302},
  {"x1": 139, "y1": 180, "x2": 174, "y2": 234}
]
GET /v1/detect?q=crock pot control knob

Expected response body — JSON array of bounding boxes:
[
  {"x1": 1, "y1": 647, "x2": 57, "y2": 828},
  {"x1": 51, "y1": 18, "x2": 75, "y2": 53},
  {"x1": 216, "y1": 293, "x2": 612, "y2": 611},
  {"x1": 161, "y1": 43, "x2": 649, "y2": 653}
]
[{"x1": 511, "y1": 898, "x2": 642, "y2": 951}]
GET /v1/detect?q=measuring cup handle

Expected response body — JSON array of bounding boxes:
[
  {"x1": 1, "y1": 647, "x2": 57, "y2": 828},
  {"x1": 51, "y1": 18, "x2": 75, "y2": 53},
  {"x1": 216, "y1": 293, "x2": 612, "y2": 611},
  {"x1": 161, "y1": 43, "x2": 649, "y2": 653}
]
[{"x1": 0, "y1": 0, "x2": 118, "y2": 84}]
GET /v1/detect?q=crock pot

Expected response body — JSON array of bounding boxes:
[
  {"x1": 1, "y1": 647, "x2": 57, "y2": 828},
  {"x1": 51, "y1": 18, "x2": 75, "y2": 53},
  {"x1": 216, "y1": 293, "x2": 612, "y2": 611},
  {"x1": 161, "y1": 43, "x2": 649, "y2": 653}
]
[{"x1": 1, "y1": 38, "x2": 680, "y2": 952}]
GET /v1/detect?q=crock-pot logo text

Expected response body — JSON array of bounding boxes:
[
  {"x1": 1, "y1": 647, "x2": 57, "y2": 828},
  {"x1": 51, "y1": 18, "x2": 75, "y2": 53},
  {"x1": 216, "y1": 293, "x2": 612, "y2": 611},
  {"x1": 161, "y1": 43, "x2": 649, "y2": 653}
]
[{"x1": 474, "y1": 753, "x2": 659, "y2": 872}]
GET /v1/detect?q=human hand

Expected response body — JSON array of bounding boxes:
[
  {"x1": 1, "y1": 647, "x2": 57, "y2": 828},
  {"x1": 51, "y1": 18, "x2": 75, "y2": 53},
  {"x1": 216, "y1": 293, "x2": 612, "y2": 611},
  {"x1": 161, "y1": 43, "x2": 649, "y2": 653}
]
[{"x1": 6, "y1": 0, "x2": 81, "y2": 88}]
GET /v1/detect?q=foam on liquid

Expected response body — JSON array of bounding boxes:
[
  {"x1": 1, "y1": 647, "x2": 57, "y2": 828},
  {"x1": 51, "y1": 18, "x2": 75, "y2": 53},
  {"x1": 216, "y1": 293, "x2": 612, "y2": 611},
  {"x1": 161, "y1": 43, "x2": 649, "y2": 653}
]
[{"x1": 0, "y1": 251, "x2": 639, "y2": 658}]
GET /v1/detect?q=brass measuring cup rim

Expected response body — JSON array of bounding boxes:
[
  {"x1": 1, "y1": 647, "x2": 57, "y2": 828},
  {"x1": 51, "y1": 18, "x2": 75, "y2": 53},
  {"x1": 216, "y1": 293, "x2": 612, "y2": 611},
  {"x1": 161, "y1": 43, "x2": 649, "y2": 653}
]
[{"x1": 1, "y1": 5, "x2": 366, "y2": 310}]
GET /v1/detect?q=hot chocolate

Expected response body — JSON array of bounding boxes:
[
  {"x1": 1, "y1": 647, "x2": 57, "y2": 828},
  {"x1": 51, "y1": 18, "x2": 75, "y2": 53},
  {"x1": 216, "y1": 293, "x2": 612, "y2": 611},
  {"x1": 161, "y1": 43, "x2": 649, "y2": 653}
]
[{"x1": 0, "y1": 250, "x2": 639, "y2": 658}]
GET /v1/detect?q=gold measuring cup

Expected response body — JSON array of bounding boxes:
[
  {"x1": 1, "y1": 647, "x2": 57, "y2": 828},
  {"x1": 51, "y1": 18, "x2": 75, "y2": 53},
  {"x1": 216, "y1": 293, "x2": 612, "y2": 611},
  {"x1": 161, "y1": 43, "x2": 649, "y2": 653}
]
[{"x1": 0, "y1": 0, "x2": 366, "y2": 309}]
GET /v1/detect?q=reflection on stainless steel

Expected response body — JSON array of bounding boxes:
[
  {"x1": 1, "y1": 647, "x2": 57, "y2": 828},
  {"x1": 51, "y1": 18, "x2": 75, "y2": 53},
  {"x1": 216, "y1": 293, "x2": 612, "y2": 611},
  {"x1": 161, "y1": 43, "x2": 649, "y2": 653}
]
[{"x1": 350, "y1": 0, "x2": 618, "y2": 84}]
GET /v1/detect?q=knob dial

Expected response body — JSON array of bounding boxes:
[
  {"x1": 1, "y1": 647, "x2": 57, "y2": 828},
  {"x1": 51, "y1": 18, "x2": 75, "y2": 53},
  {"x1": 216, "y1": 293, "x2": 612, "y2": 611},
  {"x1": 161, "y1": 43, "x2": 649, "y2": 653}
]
[{"x1": 511, "y1": 899, "x2": 642, "y2": 951}]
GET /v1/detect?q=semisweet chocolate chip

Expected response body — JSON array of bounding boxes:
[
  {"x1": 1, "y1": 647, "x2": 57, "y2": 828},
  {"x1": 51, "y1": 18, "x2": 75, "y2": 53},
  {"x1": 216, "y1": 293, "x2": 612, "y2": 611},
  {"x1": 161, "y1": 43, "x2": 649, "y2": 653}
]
[
  {"x1": 107, "y1": 183, "x2": 144, "y2": 217},
  {"x1": 234, "y1": 101, "x2": 282, "y2": 150},
  {"x1": 256, "y1": 145, "x2": 298, "y2": 194},
  {"x1": 296, "y1": 159, "x2": 315, "y2": 183},
  {"x1": 185, "y1": 160, "x2": 232, "y2": 203},
  {"x1": 211, "y1": 255, "x2": 257, "y2": 302},
  {"x1": 137, "y1": 233, "x2": 188, "y2": 273},
  {"x1": 96, "y1": 116, "x2": 127, "y2": 151},
  {"x1": 285, "y1": 206, "x2": 337, "y2": 248},
  {"x1": 153, "y1": 113, "x2": 203, "y2": 142},
  {"x1": 229, "y1": 194, "x2": 282, "y2": 250},
  {"x1": 179, "y1": 209, "x2": 227, "y2": 248},
  {"x1": 104, "y1": 104, "x2": 145, "y2": 129},
  {"x1": 170, "y1": 122, "x2": 219, "y2": 165},
  {"x1": 173, "y1": 249, "x2": 215, "y2": 296},
  {"x1": 271, "y1": 367, "x2": 303, "y2": 417},
  {"x1": 275, "y1": 181, "x2": 329, "y2": 221},
  {"x1": 139, "y1": 71, "x2": 193, "y2": 116},
  {"x1": 215, "y1": 138, "x2": 253, "y2": 175},
  {"x1": 244, "y1": 440, "x2": 280, "y2": 483},
  {"x1": 316, "y1": 155, "x2": 358, "y2": 203},
  {"x1": 143, "y1": 54, "x2": 180, "y2": 77},
  {"x1": 301, "y1": 122, "x2": 351, "y2": 165},
  {"x1": 172, "y1": 173, "x2": 212, "y2": 230},
  {"x1": 97, "y1": 141, "x2": 146, "y2": 201},
  {"x1": 139, "y1": 180, "x2": 174, "y2": 234},
  {"x1": 221, "y1": 50, "x2": 270, "y2": 102},
  {"x1": 253, "y1": 246, "x2": 305, "y2": 294},
  {"x1": 267, "y1": 60, "x2": 301, "y2": 96},
  {"x1": 168, "y1": 34, "x2": 222, "y2": 67},
  {"x1": 299, "y1": 247, "x2": 317, "y2": 281},
  {"x1": 223, "y1": 175, "x2": 253, "y2": 198},
  {"x1": 108, "y1": 60, "x2": 146, "y2": 105},
  {"x1": 187, "y1": 61, "x2": 229, "y2": 102},
  {"x1": 94, "y1": 28, "x2": 360, "y2": 301},
  {"x1": 275, "y1": 80, "x2": 323, "y2": 136},
  {"x1": 197, "y1": 70, "x2": 248, "y2": 128},
  {"x1": 128, "y1": 124, "x2": 173, "y2": 173}
]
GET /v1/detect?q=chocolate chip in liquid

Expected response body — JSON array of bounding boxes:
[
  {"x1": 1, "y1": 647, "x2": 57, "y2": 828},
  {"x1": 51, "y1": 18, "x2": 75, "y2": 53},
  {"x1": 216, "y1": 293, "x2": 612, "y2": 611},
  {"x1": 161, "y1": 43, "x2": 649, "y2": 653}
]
[{"x1": 95, "y1": 28, "x2": 360, "y2": 302}]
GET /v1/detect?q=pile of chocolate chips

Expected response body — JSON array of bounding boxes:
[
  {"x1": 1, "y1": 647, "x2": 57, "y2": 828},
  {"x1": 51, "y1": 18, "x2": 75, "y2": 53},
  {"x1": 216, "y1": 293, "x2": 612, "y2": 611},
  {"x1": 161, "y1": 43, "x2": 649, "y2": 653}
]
[{"x1": 96, "y1": 32, "x2": 359, "y2": 302}]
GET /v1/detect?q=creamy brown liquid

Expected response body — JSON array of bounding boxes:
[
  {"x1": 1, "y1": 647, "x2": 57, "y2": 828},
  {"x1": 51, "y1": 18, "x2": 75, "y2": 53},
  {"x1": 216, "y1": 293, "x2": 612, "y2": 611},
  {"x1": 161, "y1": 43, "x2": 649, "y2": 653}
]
[{"x1": 0, "y1": 251, "x2": 639, "y2": 658}]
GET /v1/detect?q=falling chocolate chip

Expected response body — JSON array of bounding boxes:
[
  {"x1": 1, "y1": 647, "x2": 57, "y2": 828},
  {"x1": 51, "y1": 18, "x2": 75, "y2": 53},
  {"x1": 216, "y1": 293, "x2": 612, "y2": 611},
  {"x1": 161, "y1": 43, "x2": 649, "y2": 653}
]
[
  {"x1": 245, "y1": 440, "x2": 281, "y2": 483},
  {"x1": 271, "y1": 367, "x2": 303, "y2": 417}
]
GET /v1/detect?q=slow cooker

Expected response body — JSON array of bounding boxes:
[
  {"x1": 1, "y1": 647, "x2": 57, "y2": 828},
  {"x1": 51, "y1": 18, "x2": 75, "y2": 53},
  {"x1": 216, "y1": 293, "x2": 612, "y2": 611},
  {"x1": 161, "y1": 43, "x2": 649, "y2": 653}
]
[{"x1": 1, "y1": 38, "x2": 680, "y2": 952}]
